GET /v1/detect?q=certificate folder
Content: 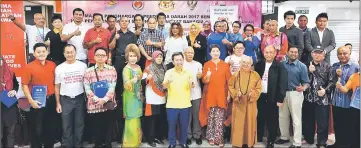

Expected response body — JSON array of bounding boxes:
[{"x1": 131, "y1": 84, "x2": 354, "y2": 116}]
[
  {"x1": 350, "y1": 87, "x2": 360, "y2": 110},
  {"x1": 92, "y1": 81, "x2": 109, "y2": 98},
  {"x1": 1, "y1": 90, "x2": 17, "y2": 108},
  {"x1": 31, "y1": 85, "x2": 47, "y2": 108}
]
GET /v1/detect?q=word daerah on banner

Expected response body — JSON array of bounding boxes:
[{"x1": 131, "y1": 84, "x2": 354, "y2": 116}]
[
  {"x1": 210, "y1": 6, "x2": 239, "y2": 31},
  {"x1": 62, "y1": 1, "x2": 261, "y2": 33}
]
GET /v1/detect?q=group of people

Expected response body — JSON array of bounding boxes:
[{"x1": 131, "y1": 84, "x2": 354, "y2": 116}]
[{"x1": 0, "y1": 7, "x2": 359, "y2": 148}]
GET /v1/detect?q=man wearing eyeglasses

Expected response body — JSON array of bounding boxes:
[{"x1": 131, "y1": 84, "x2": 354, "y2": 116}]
[
  {"x1": 8, "y1": 13, "x2": 51, "y2": 62},
  {"x1": 229, "y1": 21, "x2": 244, "y2": 44}
]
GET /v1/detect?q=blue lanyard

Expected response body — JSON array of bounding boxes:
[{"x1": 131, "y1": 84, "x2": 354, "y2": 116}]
[{"x1": 36, "y1": 27, "x2": 45, "y2": 42}]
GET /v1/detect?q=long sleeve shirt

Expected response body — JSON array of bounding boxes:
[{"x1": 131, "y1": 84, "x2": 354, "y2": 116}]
[
  {"x1": 83, "y1": 64, "x2": 117, "y2": 113},
  {"x1": 279, "y1": 25, "x2": 304, "y2": 58},
  {"x1": 305, "y1": 61, "x2": 336, "y2": 105}
]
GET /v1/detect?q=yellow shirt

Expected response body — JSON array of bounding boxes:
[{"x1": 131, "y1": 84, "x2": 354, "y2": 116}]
[{"x1": 163, "y1": 68, "x2": 192, "y2": 108}]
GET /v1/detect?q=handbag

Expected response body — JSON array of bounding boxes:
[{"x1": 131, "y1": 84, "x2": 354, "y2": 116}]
[{"x1": 93, "y1": 68, "x2": 116, "y2": 110}]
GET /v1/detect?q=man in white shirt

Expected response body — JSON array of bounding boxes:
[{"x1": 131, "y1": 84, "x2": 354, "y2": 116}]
[
  {"x1": 8, "y1": 13, "x2": 51, "y2": 62},
  {"x1": 183, "y1": 47, "x2": 203, "y2": 145},
  {"x1": 61, "y1": 8, "x2": 91, "y2": 63},
  {"x1": 55, "y1": 44, "x2": 87, "y2": 148}
]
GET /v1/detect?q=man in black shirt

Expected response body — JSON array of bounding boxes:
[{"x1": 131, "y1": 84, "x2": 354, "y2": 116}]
[
  {"x1": 45, "y1": 15, "x2": 67, "y2": 65},
  {"x1": 279, "y1": 11, "x2": 304, "y2": 59}
]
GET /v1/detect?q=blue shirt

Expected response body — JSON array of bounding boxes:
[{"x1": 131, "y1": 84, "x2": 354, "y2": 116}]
[
  {"x1": 244, "y1": 36, "x2": 260, "y2": 64},
  {"x1": 157, "y1": 25, "x2": 169, "y2": 39},
  {"x1": 331, "y1": 61, "x2": 359, "y2": 108},
  {"x1": 283, "y1": 60, "x2": 310, "y2": 90},
  {"x1": 207, "y1": 32, "x2": 232, "y2": 60},
  {"x1": 229, "y1": 33, "x2": 244, "y2": 44}
]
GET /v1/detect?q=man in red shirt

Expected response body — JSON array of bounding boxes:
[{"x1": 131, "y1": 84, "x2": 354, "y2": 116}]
[{"x1": 83, "y1": 13, "x2": 116, "y2": 67}]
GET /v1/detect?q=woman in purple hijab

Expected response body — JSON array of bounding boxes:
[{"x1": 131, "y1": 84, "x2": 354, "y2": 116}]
[{"x1": 200, "y1": 21, "x2": 213, "y2": 37}]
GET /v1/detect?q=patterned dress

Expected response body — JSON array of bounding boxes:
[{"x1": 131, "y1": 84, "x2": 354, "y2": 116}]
[{"x1": 122, "y1": 65, "x2": 143, "y2": 147}]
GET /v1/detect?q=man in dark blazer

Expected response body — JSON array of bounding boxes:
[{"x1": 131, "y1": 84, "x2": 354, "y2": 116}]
[
  {"x1": 255, "y1": 45, "x2": 288, "y2": 148},
  {"x1": 304, "y1": 12, "x2": 336, "y2": 64}
]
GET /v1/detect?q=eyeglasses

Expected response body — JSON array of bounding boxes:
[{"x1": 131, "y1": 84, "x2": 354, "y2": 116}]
[
  {"x1": 95, "y1": 54, "x2": 107, "y2": 58},
  {"x1": 234, "y1": 47, "x2": 245, "y2": 49},
  {"x1": 233, "y1": 26, "x2": 240, "y2": 28},
  {"x1": 337, "y1": 53, "x2": 349, "y2": 56}
]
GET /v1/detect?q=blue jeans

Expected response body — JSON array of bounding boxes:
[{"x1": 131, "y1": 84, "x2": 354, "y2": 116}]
[{"x1": 167, "y1": 108, "x2": 190, "y2": 145}]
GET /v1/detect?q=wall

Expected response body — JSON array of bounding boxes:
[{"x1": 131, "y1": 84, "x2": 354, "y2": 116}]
[{"x1": 277, "y1": 1, "x2": 360, "y2": 28}]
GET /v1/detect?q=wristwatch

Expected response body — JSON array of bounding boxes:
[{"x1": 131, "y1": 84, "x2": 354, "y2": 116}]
[{"x1": 10, "y1": 17, "x2": 15, "y2": 21}]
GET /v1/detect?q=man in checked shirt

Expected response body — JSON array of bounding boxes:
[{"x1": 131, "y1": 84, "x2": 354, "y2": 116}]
[{"x1": 137, "y1": 17, "x2": 165, "y2": 68}]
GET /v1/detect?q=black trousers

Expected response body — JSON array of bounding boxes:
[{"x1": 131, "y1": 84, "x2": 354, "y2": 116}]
[
  {"x1": 90, "y1": 111, "x2": 113, "y2": 147},
  {"x1": 350, "y1": 108, "x2": 360, "y2": 148},
  {"x1": 144, "y1": 104, "x2": 167, "y2": 143},
  {"x1": 27, "y1": 95, "x2": 60, "y2": 148},
  {"x1": 302, "y1": 101, "x2": 329, "y2": 146},
  {"x1": 1, "y1": 105, "x2": 17, "y2": 148},
  {"x1": 257, "y1": 93, "x2": 279, "y2": 143},
  {"x1": 333, "y1": 106, "x2": 353, "y2": 148}
]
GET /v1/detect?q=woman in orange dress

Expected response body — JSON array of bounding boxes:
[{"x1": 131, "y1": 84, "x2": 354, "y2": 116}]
[{"x1": 199, "y1": 44, "x2": 231, "y2": 147}]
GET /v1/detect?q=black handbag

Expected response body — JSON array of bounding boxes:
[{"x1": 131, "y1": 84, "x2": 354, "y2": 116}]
[{"x1": 93, "y1": 68, "x2": 116, "y2": 110}]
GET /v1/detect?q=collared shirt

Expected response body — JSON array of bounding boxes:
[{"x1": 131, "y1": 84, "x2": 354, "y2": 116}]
[
  {"x1": 137, "y1": 28, "x2": 164, "y2": 56},
  {"x1": 115, "y1": 30, "x2": 137, "y2": 56},
  {"x1": 130, "y1": 27, "x2": 145, "y2": 39},
  {"x1": 22, "y1": 60, "x2": 56, "y2": 96},
  {"x1": 183, "y1": 60, "x2": 202, "y2": 100},
  {"x1": 317, "y1": 28, "x2": 325, "y2": 43},
  {"x1": 306, "y1": 61, "x2": 335, "y2": 105},
  {"x1": 163, "y1": 68, "x2": 192, "y2": 108},
  {"x1": 229, "y1": 32, "x2": 244, "y2": 44},
  {"x1": 331, "y1": 61, "x2": 359, "y2": 108},
  {"x1": 283, "y1": 59, "x2": 310, "y2": 90},
  {"x1": 279, "y1": 24, "x2": 304, "y2": 54},
  {"x1": 261, "y1": 31, "x2": 289, "y2": 62},
  {"x1": 299, "y1": 27, "x2": 310, "y2": 35},
  {"x1": 62, "y1": 21, "x2": 91, "y2": 60},
  {"x1": 83, "y1": 27, "x2": 111, "y2": 64},
  {"x1": 83, "y1": 64, "x2": 117, "y2": 113}
]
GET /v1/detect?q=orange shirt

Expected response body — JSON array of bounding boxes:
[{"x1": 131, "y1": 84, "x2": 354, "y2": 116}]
[
  {"x1": 345, "y1": 72, "x2": 360, "y2": 94},
  {"x1": 22, "y1": 60, "x2": 56, "y2": 96},
  {"x1": 202, "y1": 60, "x2": 231, "y2": 109}
]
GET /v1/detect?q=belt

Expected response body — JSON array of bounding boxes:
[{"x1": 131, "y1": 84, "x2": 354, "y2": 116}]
[
  {"x1": 47, "y1": 94, "x2": 55, "y2": 99},
  {"x1": 287, "y1": 88, "x2": 297, "y2": 91},
  {"x1": 61, "y1": 93, "x2": 84, "y2": 99}
]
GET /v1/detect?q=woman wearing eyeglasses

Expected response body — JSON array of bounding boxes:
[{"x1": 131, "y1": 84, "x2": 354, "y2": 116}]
[
  {"x1": 206, "y1": 21, "x2": 233, "y2": 61},
  {"x1": 243, "y1": 24, "x2": 261, "y2": 64}
]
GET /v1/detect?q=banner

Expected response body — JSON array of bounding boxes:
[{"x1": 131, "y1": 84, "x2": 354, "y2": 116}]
[
  {"x1": 62, "y1": 1, "x2": 261, "y2": 32},
  {"x1": 210, "y1": 6, "x2": 239, "y2": 31},
  {"x1": 1, "y1": 1, "x2": 26, "y2": 76}
]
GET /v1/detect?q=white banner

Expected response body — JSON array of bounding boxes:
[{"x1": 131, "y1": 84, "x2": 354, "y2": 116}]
[{"x1": 209, "y1": 5, "x2": 239, "y2": 31}]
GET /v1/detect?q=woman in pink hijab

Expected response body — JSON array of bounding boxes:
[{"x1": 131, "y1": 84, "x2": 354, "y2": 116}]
[{"x1": 200, "y1": 20, "x2": 213, "y2": 37}]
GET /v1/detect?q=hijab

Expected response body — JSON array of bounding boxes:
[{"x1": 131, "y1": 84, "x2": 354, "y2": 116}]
[
  {"x1": 200, "y1": 20, "x2": 213, "y2": 37},
  {"x1": 189, "y1": 23, "x2": 200, "y2": 46},
  {"x1": 1, "y1": 59, "x2": 14, "y2": 91},
  {"x1": 147, "y1": 51, "x2": 166, "y2": 92}
]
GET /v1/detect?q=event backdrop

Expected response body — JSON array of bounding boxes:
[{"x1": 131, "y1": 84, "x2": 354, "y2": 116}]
[
  {"x1": 62, "y1": 0, "x2": 262, "y2": 32},
  {"x1": 1, "y1": 1, "x2": 26, "y2": 76}
]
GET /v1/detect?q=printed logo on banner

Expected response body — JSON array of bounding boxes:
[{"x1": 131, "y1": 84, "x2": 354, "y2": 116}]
[
  {"x1": 158, "y1": 0, "x2": 175, "y2": 12},
  {"x1": 187, "y1": 0, "x2": 198, "y2": 10},
  {"x1": 132, "y1": 1, "x2": 144, "y2": 10}
]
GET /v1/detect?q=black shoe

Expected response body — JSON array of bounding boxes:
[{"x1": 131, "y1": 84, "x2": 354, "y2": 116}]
[
  {"x1": 168, "y1": 145, "x2": 176, "y2": 148},
  {"x1": 289, "y1": 145, "x2": 301, "y2": 148},
  {"x1": 266, "y1": 142, "x2": 274, "y2": 148},
  {"x1": 258, "y1": 138, "x2": 263, "y2": 142},
  {"x1": 148, "y1": 142, "x2": 156, "y2": 147},
  {"x1": 275, "y1": 139, "x2": 290, "y2": 144},
  {"x1": 187, "y1": 139, "x2": 192, "y2": 145},
  {"x1": 154, "y1": 138, "x2": 164, "y2": 144},
  {"x1": 195, "y1": 138, "x2": 202, "y2": 145},
  {"x1": 316, "y1": 144, "x2": 327, "y2": 148},
  {"x1": 326, "y1": 144, "x2": 336, "y2": 148},
  {"x1": 180, "y1": 144, "x2": 189, "y2": 148}
]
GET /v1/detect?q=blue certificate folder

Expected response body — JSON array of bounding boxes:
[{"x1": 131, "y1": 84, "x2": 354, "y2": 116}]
[
  {"x1": 92, "y1": 81, "x2": 109, "y2": 98},
  {"x1": 350, "y1": 87, "x2": 360, "y2": 110},
  {"x1": 1, "y1": 90, "x2": 17, "y2": 108},
  {"x1": 31, "y1": 85, "x2": 47, "y2": 108}
]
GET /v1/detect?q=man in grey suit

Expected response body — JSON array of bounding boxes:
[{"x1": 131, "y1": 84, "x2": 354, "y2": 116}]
[{"x1": 304, "y1": 13, "x2": 336, "y2": 64}]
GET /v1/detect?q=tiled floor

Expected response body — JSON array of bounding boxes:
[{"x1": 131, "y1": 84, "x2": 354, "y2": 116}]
[{"x1": 16, "y1": 134, "x2": 335, "y2": 148}]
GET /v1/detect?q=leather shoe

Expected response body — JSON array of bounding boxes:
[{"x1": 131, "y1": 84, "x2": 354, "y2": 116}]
[
  {"x1": 186, "y1": 139, "x2": 192, "y2": 145},
  {"x1": 316, "y1": 144, "x2": 327, "y2": 148},
  {"x1": 266, "y1": 142, "x2": 274, "y2": 148},
  {"x1": 180, "y1": 144, "x2": 189, "y2": 148},
  {"x1": 195, "y1": 138, "x2": 202, "y2": 145},
  {"x1": 289, "y1": 145, "x2": 301, "y2": 148},
  {"x1": 168, "y1": 145, "x2": 176, "y2": 148},
  {"x1": 275, "y1": 139, "x2": 290, "y2": 144},
  {"x1": 148, "y1": 142, "x2": 156, "y2": 147},
  {"x1": 154, "y1": 138, "x2": 164, "y2": 144}
]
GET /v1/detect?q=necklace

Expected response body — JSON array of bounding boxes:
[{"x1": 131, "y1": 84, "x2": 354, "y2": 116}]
[{"x1": 238, "y1": 71, "x2": 251, "y2": 95}]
